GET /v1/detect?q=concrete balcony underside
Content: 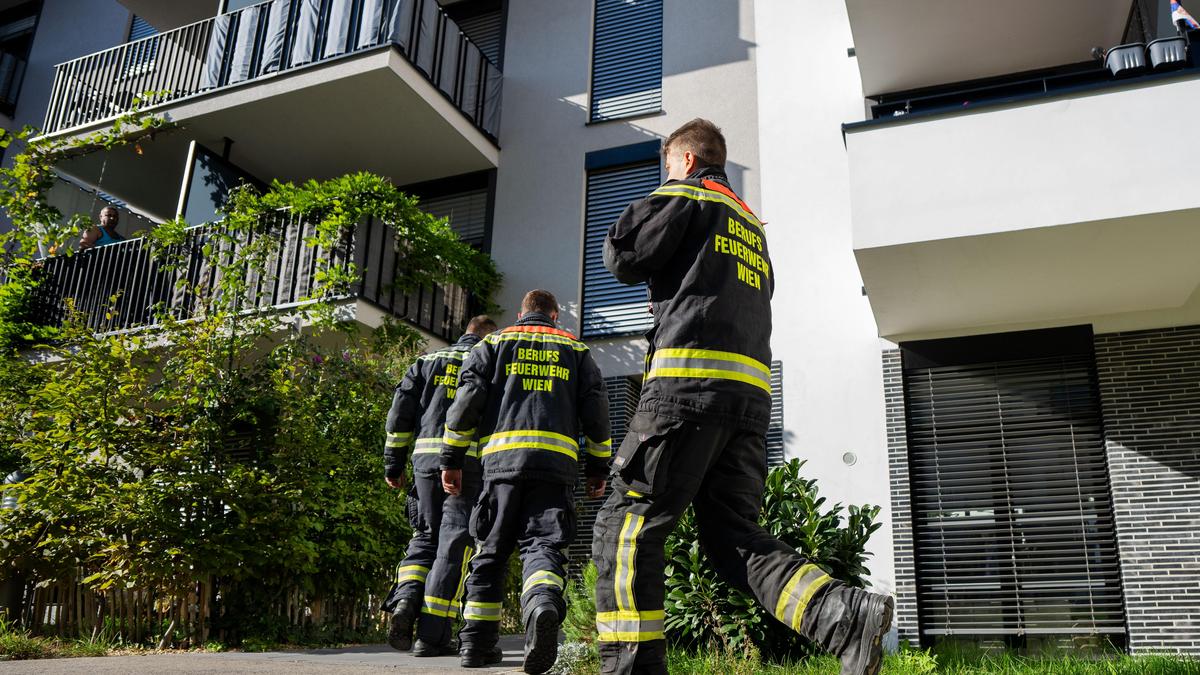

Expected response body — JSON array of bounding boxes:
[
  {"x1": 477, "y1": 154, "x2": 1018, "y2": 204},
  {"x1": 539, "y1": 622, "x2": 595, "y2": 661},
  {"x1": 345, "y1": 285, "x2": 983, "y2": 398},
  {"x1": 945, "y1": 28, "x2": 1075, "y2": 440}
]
[{"x1": 847, "y1": 74, "x2": 1200, "y2": 341}]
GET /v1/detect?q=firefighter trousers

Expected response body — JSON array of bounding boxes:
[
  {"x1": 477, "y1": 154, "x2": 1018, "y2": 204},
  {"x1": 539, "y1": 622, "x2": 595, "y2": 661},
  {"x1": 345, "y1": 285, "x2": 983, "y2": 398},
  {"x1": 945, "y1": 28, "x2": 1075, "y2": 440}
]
[
  {"x1": 382, "y1": 471, "x2": 480, "y2": 646},
  {"x1": 592, "y1": 413, "x2": 835, "y2": 674},
  {"x1": 459, "y1": 479, "x2": 576, "y2": 651}
]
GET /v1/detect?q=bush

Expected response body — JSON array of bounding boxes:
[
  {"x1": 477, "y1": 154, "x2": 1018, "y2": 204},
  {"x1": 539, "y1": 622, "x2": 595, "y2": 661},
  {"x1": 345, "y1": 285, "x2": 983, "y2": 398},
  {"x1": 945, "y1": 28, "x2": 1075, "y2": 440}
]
[{"x1": 663, "y1": 459, "x2": 881, "y2": 660}]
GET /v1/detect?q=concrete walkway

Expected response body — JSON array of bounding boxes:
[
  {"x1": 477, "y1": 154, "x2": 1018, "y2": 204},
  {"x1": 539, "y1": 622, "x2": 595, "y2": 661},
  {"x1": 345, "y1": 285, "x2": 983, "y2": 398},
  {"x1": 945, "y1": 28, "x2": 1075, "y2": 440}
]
[{"x1": 0, "y1": 636, "x2": 527, "y2": 674}]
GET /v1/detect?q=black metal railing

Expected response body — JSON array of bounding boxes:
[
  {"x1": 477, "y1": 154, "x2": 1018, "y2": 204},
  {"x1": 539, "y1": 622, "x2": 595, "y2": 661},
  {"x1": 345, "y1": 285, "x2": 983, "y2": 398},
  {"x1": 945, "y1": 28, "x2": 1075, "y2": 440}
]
[
  {"x1": 29, "y1": 213, "x2": 473, "y2": 342},
  {"x1": 41, "y1": 0, "x2": 501, "y2": 138}
]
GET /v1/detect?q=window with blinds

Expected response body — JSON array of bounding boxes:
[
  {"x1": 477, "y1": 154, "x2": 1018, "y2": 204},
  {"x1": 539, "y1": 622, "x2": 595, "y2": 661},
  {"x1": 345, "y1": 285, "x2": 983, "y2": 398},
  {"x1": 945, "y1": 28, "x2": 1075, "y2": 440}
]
[
  {"x1": 420, "y1": 188, "x2": 488, "y2": 248},
  {"x1": 767, "y1": 361, "x2": 785, "y2": 468},
  {"x1": 125, "y1": 15, "x2": 157, "y2": 77},
  {"x1": 901, "y1": 327, "x2": 1125, "y2": 644},
  {"x1": 450, "y1": 6, "x2": 504, "y2": 67},
  {"x1": 582, "y1": 159, "x2": 659, "y2": 338},
  {"x1": 590, "y1": 0, "x2": 662, "y2": 122}
]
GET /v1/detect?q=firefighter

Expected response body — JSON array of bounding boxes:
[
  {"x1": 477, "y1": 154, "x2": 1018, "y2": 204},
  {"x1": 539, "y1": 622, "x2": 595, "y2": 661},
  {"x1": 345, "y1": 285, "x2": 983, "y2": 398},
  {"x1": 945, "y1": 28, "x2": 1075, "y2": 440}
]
[
  {"x1": 591, "y1": 119, "x2": 894, "y2": 675},
  {"x1": 380, "y1": 315, "x2": 498, "y2": 656},
  {"x1": 440, "y1": 290, "x2": 611, "y2": 673}
]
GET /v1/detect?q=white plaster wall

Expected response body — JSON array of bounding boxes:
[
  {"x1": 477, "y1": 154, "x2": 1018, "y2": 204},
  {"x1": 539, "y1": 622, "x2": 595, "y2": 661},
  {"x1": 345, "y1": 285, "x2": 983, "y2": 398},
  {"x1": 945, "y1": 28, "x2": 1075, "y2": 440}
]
[
  {"x1": 754, "y1": 0, "x2": 894, "y2": 592},
  {"x1": 847, "y1": 74, "x2": 1200, "y2": 251},
  {"x1": 489, "y1": 0, "x2": 760, "y2": 378}
]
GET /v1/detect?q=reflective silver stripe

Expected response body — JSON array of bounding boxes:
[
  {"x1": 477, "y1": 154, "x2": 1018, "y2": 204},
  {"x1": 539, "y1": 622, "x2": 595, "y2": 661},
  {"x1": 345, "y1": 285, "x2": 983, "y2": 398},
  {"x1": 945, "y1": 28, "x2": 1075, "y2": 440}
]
[
  {"x1": 649, "y1": 355, "x2": 771, "y2": 389},
  {"x1": 596, "y1": 610, "x2": 665, "y2": 642},
  {"x1": 443, "y1": 426, "x2": 476, "y2": 447},
  {"x1": 463, "y1": 602, "x2": 502, "y2": 621},
  {"x1": 773, "y1": 564, "x2": 834, "y2": 631},
  {"x1": 480, "y1": 431, "x2": 579, "y2": 460},
  {"x1": 414, "y1": 438, "x2": 479, "y2": 458},
  {"x1": 614, "y1": 513, "x2": 645, "y2": 612},
  {"x1": 421, "y1": 349, "x2": 466, "y2": 361},
  {"x1": 386, "y1": 432, "x2": 413, "y2": 448},
  {"x1": 586, "y1": 437, "x2": 612, "y2": 458},
  {"x1": 522, "y1": 570, "x2": 565, "y2": 595}
]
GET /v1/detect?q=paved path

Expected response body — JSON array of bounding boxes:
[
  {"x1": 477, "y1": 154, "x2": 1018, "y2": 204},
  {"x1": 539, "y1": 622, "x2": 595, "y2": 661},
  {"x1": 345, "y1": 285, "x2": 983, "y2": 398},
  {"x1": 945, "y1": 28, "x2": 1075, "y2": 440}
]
[{"x1": 0, "y1": 636, "x2": 527, "y2": 674}]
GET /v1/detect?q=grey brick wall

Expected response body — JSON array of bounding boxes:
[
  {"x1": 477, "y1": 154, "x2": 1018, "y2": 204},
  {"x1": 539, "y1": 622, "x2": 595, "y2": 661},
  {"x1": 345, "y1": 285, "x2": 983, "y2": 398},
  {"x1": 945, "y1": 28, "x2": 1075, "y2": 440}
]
[
  {"x1": 882, "y1": 349, "x2": 919, "y2": 645},
  {"x1": 1095, "y1": 326, "x2": 1200, "y2": 655}
]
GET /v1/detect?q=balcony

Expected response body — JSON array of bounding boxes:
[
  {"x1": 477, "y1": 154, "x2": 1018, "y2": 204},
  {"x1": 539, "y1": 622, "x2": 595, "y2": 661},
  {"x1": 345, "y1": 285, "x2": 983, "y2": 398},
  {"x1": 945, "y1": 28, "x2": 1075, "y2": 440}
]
[
  {"x1": 29, "y1": 212, "x2": 475, "y2": 343},
  {"x1": 39, "y1": 0, "x2": 500, "y2": 218},
  {"x1": 845, "y1": 26, "x2": 1200, "y2": 341}
]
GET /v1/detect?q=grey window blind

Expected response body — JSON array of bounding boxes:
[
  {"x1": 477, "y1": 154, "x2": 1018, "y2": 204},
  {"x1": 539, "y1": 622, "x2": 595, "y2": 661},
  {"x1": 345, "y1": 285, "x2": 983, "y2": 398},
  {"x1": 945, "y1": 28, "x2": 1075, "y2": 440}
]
[
  {"x1": 567, "y1": 374, "x2": 643, "y2": 570},
  {"x1": 420, "y1": 189, "x2": 488, "y2": 248},
  {"x1": 903, "y1": 354, "x2": 1125, "y2": 639},
  {"x1": 455, "y1": 9, "x2": 503, "y2": 67},
  {"x1": 590, "y1": 0, "x2": 662, "y2": 122},
  {"x1": 767, "y1": 361, "x2": 784, "y2": 468},
  {"x1": 582, "y1": 161, "x2": 658, "y2": 338},
  {"x1": 129, "y1": 15, "x2": 157, "y2": 41}
]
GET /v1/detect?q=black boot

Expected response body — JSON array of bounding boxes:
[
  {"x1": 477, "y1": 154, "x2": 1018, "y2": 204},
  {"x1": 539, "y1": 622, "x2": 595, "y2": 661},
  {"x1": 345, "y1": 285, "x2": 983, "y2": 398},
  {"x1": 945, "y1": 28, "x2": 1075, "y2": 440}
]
[
  {"x1": 387, "y1": 598, "x2": 417, "y2": 652},
  {"x1": 412, "y1": 638, "x2": 458, "y2": 657},
  {"x1": 461, "y1": 645, "x2": 504, "y2": 668},
  {"x1": 801, "y1": 583, "x2": 893, "y2": 675},
  {"x1": 522, "y1": 603, "x2": 560, "y2": 675}
]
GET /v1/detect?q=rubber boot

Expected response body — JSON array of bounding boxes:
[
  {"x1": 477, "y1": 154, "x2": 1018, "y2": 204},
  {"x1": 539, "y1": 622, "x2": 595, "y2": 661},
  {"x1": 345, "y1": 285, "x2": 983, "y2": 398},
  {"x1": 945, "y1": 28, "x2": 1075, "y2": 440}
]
[
  {"x1": 522, "y1": 603, "x2": 560, "y2": 675},
  {"x1": 800, "y1": 582, "x2": 893, "y2": 675},
  {"x1": 387, "y1": 598, "x2": 417, "y2": 652}
]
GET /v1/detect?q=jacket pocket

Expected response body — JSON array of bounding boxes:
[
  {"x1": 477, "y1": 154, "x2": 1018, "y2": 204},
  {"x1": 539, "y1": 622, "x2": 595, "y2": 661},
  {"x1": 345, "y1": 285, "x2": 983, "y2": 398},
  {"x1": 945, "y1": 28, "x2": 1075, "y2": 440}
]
[
  {"x1": 468, "y1": 486, "x2": 493, "y2": 540},
  {"x1": 612, "y1": 412, "x2": 683, "y2": 496},
  {"x1": 406, "y1": 484, "x2": 422, "y2": 530}
]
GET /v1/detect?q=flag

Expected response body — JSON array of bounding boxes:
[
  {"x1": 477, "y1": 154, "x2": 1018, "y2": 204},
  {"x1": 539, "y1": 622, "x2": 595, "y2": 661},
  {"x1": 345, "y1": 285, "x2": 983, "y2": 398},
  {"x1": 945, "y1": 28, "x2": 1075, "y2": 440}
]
[{"x1": 1173, "y1": 1, "x2": 1200, "y2": 29}]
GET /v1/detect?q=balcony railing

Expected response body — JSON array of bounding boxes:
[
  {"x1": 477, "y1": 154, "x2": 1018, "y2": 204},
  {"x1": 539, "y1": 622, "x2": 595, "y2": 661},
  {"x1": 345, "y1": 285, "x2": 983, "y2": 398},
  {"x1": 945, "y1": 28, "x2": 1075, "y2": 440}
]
[
  {"x1": 41, "y1": 0, "x2": 501, "y2": 138},
  {"x1": 29, "y1": 213, "x2": 474, "y2": 342}
]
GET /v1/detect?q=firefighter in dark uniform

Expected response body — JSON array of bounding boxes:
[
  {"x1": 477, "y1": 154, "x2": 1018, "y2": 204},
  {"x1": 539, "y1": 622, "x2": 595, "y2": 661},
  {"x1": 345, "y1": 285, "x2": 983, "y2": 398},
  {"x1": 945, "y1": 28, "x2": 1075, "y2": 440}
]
[
  {"x1": 592, "y1": 119, "x2": 894, "y2": 675},
  {"x1": 441, "y1": 290, "x2": 612, "y2": 674},
  {"x1": 381, "y1": 315, "x2": 498, "y2": 656}
]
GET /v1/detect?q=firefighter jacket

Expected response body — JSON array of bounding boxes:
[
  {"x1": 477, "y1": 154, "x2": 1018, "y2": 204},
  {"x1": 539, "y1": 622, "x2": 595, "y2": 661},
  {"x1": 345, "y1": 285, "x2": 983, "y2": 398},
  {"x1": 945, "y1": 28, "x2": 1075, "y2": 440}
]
[
  {"x1": 384, "y1": 333, "x2": 483, "y2": 478},
  {"x1": 604, "y1": 166, "x2": 774, "y2": 433},
  {"x1": 440, "y1": 313, "x2": 612, "y2": 484}
]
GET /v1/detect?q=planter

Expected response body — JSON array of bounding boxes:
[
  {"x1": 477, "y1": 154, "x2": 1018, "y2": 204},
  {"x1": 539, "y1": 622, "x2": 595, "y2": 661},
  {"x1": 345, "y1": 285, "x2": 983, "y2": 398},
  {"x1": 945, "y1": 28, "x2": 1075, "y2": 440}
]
[
  {"x1": 1105, "y1": 43, "x2": 1148, "y2": 77},
  {"x1": 1148, "y1": 36, "x2": 1189, "y2": 70}
]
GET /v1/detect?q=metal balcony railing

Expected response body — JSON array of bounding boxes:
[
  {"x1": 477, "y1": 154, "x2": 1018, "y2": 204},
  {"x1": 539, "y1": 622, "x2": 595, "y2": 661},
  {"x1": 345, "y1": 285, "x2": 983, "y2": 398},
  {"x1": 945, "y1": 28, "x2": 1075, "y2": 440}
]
[
  {"x1": 41, "y1": 0, "x2": 501, "y2": 138},
  {"x1": 29, "y1": 213, "x2": 474, "y2": 342}
]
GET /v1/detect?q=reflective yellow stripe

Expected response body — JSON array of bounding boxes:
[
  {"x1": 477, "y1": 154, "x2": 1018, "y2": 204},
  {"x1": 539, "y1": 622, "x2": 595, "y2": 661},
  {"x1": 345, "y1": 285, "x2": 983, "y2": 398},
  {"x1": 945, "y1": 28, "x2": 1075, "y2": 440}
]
[
  {"x1": 615, "y1": 513, "x2": 645, "y2": 612},
  {"x1": 653, "y1": 348, "x2": 770, "y2": 375},
  {"x1": 485, "y1": 332, "x2": 588, "y2": 351},
  {"x1": 443, "y1": 426, "x2": 476, "y2": 447},
  {"x1": 479, "y1": 430, "x2": 579, "y2": 446},
  {"x1": 481, "y1": 441, "x2": 578, "y2": 460},
  {"x1": 774, "y1": 564, "x2": 834, "y2": 631},
  {"x1": 386, "y1": 432, "x2": 413, "y2": 448},
  {"x1": 626, "y1": 490, "x2": 644, "y2": 498},
  {"x1": 523, "y1": 570, "x2": 565, "y2": 595},
  {"x1": 651, "y1": 184, "x2": 763, "y2": 231},
  {"x1": 463, "y1": 601, "x2": 502, "y2": 621},
  {"x1": 422, "y1": 594, "x2": 456, "y2": 617},
  {"x1": 596, "y1": 609, "x2": 665, "y2": 643},
  {"x1": 586, "y1": 437, "x2": 613, "y2": 458},
  {"x1": 451, "y1": 546, "x2": 473, "y2": 611},
  {"x1": 396, "y1": 564, "x2": 429, "y2": 584},
  {"x1": 415, "y1": 437, "x2": 478, "y2": 458},
  {"x1": 647, "y1": 367, "x2": 771, "y2": 394}
]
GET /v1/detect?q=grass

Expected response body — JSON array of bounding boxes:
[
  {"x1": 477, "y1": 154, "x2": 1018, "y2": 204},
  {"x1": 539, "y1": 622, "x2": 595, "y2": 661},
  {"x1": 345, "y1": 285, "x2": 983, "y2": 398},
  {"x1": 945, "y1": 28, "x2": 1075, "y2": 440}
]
[{"x1": 549, "y1": 642, "x2": 1200, "y2": 675}]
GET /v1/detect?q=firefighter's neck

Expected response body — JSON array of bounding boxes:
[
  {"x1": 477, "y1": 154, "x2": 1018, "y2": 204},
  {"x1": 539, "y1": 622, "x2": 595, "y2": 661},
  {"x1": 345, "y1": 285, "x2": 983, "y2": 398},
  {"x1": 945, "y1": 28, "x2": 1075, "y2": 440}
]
[{"x1": 517, "y1": 310, "x2": 558, "y2": 326}]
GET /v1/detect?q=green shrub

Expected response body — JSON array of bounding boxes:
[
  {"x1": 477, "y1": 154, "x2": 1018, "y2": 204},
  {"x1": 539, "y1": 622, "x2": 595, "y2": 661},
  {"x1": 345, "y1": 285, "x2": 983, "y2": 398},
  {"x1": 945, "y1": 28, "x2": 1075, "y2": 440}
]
[{"x1": 663, "y1": 459, "x2": 881, "y2": 660}]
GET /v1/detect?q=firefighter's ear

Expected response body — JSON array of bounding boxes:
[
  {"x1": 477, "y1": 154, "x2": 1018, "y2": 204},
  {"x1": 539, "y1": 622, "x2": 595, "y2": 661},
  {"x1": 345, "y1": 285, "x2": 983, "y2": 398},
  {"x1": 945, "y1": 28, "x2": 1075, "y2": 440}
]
[{"x1": 683, "y1": 150, "x2": 698, "y2": 175}]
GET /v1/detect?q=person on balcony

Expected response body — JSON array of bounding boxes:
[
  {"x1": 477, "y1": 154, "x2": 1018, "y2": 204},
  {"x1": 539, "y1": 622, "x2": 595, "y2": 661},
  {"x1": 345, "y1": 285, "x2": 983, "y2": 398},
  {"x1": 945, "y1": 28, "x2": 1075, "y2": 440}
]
[{"x1": 79, "y1": 206, "x2": 127, "y2": 250}]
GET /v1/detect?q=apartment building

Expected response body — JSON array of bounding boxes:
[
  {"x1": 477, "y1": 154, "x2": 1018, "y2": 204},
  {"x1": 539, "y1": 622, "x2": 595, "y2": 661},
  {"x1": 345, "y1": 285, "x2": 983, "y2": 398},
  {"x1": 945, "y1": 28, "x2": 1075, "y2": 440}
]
[{"x1": 7, "y1": 0, "x2": 1199, "y2": 656}]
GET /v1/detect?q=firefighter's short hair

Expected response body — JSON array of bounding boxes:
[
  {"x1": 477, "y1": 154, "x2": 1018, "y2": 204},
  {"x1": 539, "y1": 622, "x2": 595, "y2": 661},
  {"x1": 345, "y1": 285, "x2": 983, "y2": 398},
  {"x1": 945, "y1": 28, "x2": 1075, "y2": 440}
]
[
  {"x1": 466, "y1": 314, "x2": 498, "y2": 336},
  {"x1": 521, "y1": 289, "x2": 559, "y2": 316},
  {"x1": 663, "y1": 118, "x2": 726, "y2": 169}
]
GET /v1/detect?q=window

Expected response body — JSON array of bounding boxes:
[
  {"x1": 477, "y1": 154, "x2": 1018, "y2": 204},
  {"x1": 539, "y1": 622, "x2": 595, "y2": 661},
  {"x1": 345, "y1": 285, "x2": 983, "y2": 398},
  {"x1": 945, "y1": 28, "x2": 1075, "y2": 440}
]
[
  {"x1": 124, "y1": 15, "x2": 158, "y2": 78},
  {"x1": 589, "y1": 0, "x2": 662, "y2": 122},
  {"x1": 0, "y1": 1, "x2": 40, "y2": 115},
  {"x1": 767, "y1": 361, "x2": 784, "y2": 468},
  {"x1": 902, "y1": 326, "x2": 1125, "y2": 647},
  {"x1": 421, "y1": 189, "x2": 489, "y2": 249},
  {"x1": 582, "y1": 141, "x2": 661, "y2": 338},
  {"x1": 443, "y1": 0, "x2": 505, "y2": 67}
]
